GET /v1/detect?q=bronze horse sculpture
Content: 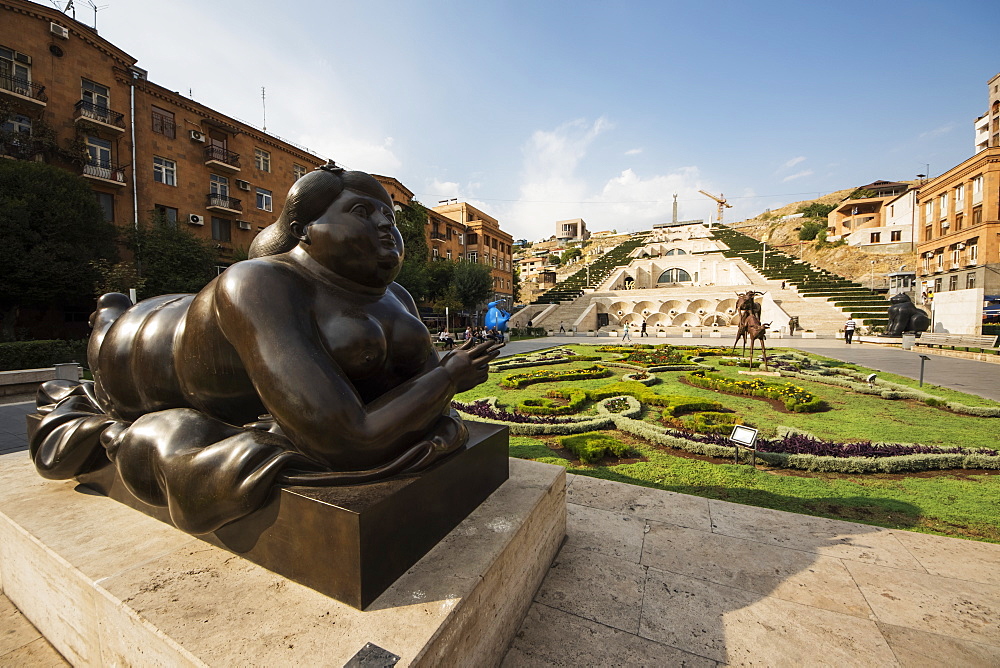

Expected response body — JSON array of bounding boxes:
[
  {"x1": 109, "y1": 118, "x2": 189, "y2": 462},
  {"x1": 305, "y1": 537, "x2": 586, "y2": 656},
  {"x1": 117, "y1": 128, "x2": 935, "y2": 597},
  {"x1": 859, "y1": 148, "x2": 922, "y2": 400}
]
[{"x1": 732, "y1": 291, "x2": 769, "y2": 369}]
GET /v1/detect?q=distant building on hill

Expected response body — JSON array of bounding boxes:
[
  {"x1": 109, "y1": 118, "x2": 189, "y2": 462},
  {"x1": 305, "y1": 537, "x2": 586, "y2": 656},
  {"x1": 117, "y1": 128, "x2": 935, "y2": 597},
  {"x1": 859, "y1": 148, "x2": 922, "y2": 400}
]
[
  {"x1": 974, "y1": 72, "x2": 1000, "y2": 153},
  {"x1": 826, "y1": 181, "x2": 916, "y2": 252},
  {"x1": 556, "y1": 218, "x2": 589, "y2": 242}
]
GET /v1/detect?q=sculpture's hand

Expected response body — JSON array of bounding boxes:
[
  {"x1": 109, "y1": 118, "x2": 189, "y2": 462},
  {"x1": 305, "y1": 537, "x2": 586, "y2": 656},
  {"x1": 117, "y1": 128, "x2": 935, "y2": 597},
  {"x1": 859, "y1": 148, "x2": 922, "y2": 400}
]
[{"x1": 441, "y1": 339, "x2": 503, "y2": 393}]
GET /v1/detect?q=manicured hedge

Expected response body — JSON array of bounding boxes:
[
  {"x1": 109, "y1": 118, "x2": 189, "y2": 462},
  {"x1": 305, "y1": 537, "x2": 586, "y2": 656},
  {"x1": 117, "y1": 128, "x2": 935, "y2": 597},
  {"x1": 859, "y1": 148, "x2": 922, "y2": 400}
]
[
  {"x1": 687, "y1": 370, "x2": 828, "y2": 413},
  {"x1": 0, "y1": 339, "x2": 88, "y2": 372},
  {"x1": 558, "y1": 432, "x2": 631, "y2": 464}
]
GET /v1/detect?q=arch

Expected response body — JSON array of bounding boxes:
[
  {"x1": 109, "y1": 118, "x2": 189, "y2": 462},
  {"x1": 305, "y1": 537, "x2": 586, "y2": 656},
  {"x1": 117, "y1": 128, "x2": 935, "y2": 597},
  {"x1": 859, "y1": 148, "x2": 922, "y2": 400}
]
[
  {"x1": 658, "y1": 300, "x2": 683, "y2": 315},
  {"x1": 716, "y1": 298, "x2": 738, "y2": 315},
  {"x1": 672, "y1": 312, "x2": 699, "y2": 326},
  {"x1": 620, "y1": 312, "x2": 644, "y2": 325},
  {"x1": 645, "y1": 312, "x2": 669, "y2": 326},
  {"x1": 688, "y1": 299, "x2": 713, "y2": 315},
  {"x1": 623, "y1": 276, "x2": 636, "y2": 290},
  {"x1": 656, "y1": 268, "x2": 692, "y2": 283},
  {"x1": 633, "y1": 300, "x2": 656, "y2": 317},
  {"x1": 609, "y1": 301, "x2": 632, "y2": 318},
  {"x1": 663, "y1": 248, "x2": 687, "y2": 256},
  {"x1": 702, "y1": 313, "x2": 730, "y2": 327}
]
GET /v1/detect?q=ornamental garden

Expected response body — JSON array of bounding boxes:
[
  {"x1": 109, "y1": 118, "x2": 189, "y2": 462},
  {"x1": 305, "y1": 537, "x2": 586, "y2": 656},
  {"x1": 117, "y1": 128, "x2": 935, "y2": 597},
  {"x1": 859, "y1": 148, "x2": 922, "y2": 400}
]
[{"x1": 453, "y1": 344, "x2": 1000, "y2": 542}]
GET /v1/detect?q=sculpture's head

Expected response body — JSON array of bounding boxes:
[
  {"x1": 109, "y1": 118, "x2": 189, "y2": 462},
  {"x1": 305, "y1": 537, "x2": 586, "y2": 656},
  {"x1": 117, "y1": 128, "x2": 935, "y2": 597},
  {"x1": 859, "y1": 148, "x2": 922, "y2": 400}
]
[
  {"x1": 889, "y1": 292, "x2": 912, "y2": 305},
  {"x1": 250, "y1": 164, "x2": 403, "y2": 288}
]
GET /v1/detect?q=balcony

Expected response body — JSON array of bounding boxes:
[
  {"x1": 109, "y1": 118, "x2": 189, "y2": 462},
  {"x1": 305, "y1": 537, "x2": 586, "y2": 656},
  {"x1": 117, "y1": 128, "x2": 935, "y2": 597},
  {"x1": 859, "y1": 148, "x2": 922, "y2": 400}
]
[
  {"x1": 0, "y1": 74, "x2": 46, "y2": 106},
  {"x1": 0, "y1": 133, "x2": 42, "y2": 161},
  {"x1": 74, "y1": 100, "x2": 125, "y2": 132},
  {"x1": 430, "y1": 230, "x2": 447, "y2": 241},
  {"x1": 204, "y1": 145, "x2": 241, "y2": 172},
  {"x1": 81, "y1": 159, "x2": 126, "y2": 186},
  {"x1": 206, "y1": 193, "x2": 242, "y2": 213}
]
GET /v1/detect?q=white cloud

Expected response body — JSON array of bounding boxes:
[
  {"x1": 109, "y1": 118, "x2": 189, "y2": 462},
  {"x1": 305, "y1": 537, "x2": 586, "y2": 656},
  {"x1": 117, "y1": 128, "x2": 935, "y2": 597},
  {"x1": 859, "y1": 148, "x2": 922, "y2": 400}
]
[
  {"x1": 783, "y1": 156, "x2": 806, "y2": 169},
  {"x1": 782, "y1": 169, "x2": 814, "y2": 182},
  {"x1": 918, "y1": 123, "x2": 956, "y2": 140},
  {"x1": 625, "y1": 148, "x2": 643, "y2": 155}
]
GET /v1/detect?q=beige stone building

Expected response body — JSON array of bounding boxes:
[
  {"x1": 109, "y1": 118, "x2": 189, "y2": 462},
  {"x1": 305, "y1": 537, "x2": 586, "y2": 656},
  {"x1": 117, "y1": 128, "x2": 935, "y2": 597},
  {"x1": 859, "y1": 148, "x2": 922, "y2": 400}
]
[{"x1": 432, "y1": 202, "x2": 513, "y2": 305}]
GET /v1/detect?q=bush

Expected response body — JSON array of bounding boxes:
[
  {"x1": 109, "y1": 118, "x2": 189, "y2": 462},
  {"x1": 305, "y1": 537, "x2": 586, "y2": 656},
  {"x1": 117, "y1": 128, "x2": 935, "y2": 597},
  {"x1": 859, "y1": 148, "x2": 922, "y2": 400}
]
[
  {"x1": 517, "y1": 389, "x2": 588, "y2": 415},
  {"x1": 0, "y1": 339, "x2": 88, "y2": 371},
  {"x1": 558, "y1": 432, "x2": 631, "y2": 464}
]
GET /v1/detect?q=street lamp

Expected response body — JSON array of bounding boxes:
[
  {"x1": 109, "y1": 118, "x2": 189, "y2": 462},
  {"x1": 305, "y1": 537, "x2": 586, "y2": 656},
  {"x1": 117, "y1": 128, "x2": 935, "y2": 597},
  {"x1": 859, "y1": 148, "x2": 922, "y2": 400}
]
[{"x1": 870, "y1": 260, "x2": 876, "y2": 293}]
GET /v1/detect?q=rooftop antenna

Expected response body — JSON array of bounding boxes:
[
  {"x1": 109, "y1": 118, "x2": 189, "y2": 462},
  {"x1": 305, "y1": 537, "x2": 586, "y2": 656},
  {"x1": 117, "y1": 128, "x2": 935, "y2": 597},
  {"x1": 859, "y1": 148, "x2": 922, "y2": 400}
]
[
  {"x1": 261, "y1": 86, "x2": 267, "y2": 132},
  {"x1": 83, "y1": 0, "x2": 109, "y2": 30},
  {"x1": 63, "y1": 0, "x2": 75, "y2": 18}
]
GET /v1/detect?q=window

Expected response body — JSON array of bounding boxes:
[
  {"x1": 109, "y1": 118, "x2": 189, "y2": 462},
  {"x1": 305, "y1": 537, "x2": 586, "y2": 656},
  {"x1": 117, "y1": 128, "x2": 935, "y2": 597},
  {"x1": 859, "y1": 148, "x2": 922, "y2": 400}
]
[
  {"x1": 934, "y1": 278, "x2": 942, "y2": 293},
  {"x1": 924, "y1": 225, "x2": 933, "y2": 242},
  {"x1": 938, "y1": 193, "x2": 948, "y2": 218},
  {"x1": 922, "y1": 255, "x2": 930, "y2": 272},
  {"x1": 970, "y1": 244, "x2": 978, "y2": 263},
  {"x1": 254, "y1": 148, "x2": 270, "y2": 172},
  {"x1": 955, "y1": 184, "x2": 964, "y2": 205},
  {"x1": 973, "y1": 175, "x2": 983, "y2": 196},
  {"x1": 955, "y1": 213, "x2": 963, "y2": 231},
  {"x1": 456, "y1": 233, "x2": 464, "y2": 245},
  {"x1": 95, "y1": 192, "x2": 114, "y2": 222},
  {"x1": 972, "y1": 206, "x2": 982, "y2": 225},
  {"x1": 467, "y1": 251, "x2": 477, "y2": 263},
  {"x1": 86, "y1": 135, "x2": 111, "y2": 166},
  {"x1": 256, "y1": 187, "x2": 272, "y2": 211},
  {"x1": 431, "y1": 247, "x2": 439, "y2": 259},
  {"x1": 151, "y1": 106, "x2": 175, "y2": 138},
  {"x1": 154, "y1": 204, "x2": 177, "y2": 226},
  {"x1": 949, "y1": 275, "x2": 958, "y2": 291},
  {"x1": 211, "y1": 216, "x2": 231, "y2": 243},
  {"x1": 153, "y1": 157, "x2": 176, "y2": 186},
  {"x1": 210, "y1": 174, "x2": 229, "y2": 197},
  {"x1": 936, "y1": 252, "x2": 943, "y2": 270},
  {"x1": 656, "y1": 268, "x2": 692, "y2": 283},
  {"x1": 967, "y1": 273, "x2": 976, "y2": 289},
  {"x1": 1, "y1": 45, "x2": 32, "y2": 92},
  {"x1": 951, "y1": 246, "x2": 960, "y2": 265},
  {"x1": 1, "y1": 113, "x2": 30, "y2": 135},
  {"x1": 890, "y1": 230, "x2": 901, "y2": 242},
  {"x1": 924, "y1": 201, "x2": 933, "y2": 224},
  {"x1": 466, "y1": 233, "x2": 477, "y2": 245},
  {"x1": 888, "y1": 205, "x2": 894, "y2": 217},
  {"x1": 870, "y1": 232, "x2": 881, "y2": 243},
  {"x1": 81, "y1": 78, "x2": 109, "y2": 109},
  {"x1": 446, "y1": 249, "x2": 452, "y2": 260},
  {"x1": 293, "y1": 163, "x2": 307, "y2": 181}
]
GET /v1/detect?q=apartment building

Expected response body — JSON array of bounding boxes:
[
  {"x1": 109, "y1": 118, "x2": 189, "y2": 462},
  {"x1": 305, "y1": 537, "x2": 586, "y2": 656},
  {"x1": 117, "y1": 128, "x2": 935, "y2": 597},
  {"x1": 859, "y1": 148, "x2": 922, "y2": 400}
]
[
  {"x1": 556, "y1": 218, "x2": 589, "y2": 243},
  {"x1": 432, "y1": 202, "x2": 514, "y2": 305},
  {"x1": 826, "y1": 180, "x2": 915, "y2": 251},
  {"x1": 974, "y1": 72, "x2": 1000, "y2": 153},
  {"x1": 916, "y1": 147, "x2": 999, "y2": 290},
  {"x1": 1, "y1": 0, "x2": 326, "y2": 269}
]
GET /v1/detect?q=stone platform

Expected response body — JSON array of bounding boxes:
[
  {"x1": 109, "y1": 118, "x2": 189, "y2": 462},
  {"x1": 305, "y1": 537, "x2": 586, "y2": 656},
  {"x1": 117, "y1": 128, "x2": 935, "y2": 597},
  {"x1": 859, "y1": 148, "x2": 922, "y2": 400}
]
[{"x1": 0, "y1": 452, "x2": 565, "y2": 666}]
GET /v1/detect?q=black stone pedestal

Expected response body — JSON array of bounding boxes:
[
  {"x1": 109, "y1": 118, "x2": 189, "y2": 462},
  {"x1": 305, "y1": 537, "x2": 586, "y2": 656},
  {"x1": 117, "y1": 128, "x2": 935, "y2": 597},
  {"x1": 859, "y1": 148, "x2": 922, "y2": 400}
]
[{"x1": 66, "y1": 421, "x2": 509, "y2": 610}]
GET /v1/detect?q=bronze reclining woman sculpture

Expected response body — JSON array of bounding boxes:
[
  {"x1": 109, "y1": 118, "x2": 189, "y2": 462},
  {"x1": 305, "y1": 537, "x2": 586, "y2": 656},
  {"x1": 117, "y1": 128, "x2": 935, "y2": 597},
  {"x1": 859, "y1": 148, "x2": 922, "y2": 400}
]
[{"x1": 30, "y1": 164, "x2": 501, "y2": 533}]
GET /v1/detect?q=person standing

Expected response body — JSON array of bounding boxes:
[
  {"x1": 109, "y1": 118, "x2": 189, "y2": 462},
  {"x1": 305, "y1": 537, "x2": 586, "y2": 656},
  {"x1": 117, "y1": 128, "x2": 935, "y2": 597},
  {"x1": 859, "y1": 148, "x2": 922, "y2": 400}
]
[
  {"x1": 781, "y1": 281, "x2": 786, "y2": 290},
  {"x1": 622, "y1": 322, "x2": 632, "y2": 342},
  {"x1": 559, "y1": 321, "x2": 565, "y2": 334},
  {"x1": 640, "y1": 320, "x2": 648, "y2": 337},
  {"x1": 844, "y1": 317, "x2": 857, "y2": 344}
]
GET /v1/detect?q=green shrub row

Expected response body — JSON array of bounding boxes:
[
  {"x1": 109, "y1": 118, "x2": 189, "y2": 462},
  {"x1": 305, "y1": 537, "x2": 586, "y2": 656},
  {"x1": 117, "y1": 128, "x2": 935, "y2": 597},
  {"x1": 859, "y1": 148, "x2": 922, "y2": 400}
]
[
  {"x1": 550, "y1": 381, "x2": 723, "y2": 416},
  {"x1": 0, "y1": 339, "x2": 88, "y2": 372},
  {"x1": 500, "y1": 364, "x2": 612, "y2": 389},
  {"x1": 558, "y1": 432, "x2": 632, "y2": 464},
  {"x1": 490, "y1": 355, "x2": 601, "y2": 372},
  {"x1": 517, "y1": 390, "x2": 589, "y2": 415}
]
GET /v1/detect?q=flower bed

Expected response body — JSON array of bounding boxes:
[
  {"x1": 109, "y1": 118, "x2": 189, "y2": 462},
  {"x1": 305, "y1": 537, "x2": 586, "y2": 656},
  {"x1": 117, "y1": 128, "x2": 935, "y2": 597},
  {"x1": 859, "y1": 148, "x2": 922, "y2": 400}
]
[
  {"x1": 500, "y1": 364, "x2": 612, "y2": 389},
  {"x1": 517, "y1": 389, "x2": 589, "y2": 416},
  {"x1": 687, "y1": 370, "x2": 827, "y2": 413}
]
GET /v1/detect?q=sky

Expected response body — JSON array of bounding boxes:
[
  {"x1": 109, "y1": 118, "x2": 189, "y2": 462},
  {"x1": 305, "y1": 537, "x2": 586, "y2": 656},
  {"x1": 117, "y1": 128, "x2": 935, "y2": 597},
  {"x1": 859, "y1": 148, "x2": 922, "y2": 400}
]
[{"x1": 62, "y1": 0, "x2": 999, "y2": 242}]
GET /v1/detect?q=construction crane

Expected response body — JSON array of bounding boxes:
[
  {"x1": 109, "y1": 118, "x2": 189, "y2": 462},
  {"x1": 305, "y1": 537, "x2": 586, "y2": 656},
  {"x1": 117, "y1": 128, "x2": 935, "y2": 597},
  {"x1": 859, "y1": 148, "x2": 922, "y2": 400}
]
[{"x1": 698, "y1": 190, "x2": 732, "y2": 228}]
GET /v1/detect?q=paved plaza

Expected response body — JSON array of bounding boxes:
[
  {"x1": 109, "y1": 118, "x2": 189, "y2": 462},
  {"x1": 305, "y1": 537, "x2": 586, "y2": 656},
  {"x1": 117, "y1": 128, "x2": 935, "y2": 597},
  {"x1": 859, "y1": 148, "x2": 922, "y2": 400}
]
[{"x1": 3, "y1": 337, "x2": 999, "y2": 665}]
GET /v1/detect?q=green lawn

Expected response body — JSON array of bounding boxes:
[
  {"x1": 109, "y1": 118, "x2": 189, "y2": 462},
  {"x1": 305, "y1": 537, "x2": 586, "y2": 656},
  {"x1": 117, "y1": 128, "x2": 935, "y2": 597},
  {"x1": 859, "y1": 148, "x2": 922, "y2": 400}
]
[{"x1": 462, "y1": 344, "x2": 1000, "y2": 542}]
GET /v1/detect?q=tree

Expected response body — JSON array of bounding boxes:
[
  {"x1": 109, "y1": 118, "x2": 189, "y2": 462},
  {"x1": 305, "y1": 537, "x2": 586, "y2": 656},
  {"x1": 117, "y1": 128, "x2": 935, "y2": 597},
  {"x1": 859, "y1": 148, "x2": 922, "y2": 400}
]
[
  {"x1": 797, "y1": 202, "x2": 836, "y2": 218},
  {"x1": 547, "y1": 254, "x2": 561, "y2": 266},
  {"x1": 394, "y1": 201, "x2": 429, "y2": 299},
  {"x1": 561, "y1": 247, "x2": 582, "y2": 264},
  {"x1": 132, "y1": 213, "x2": 217, "y2": 298},
  {"x1": 0, "y1": 160, "x2": 117, "y2": 338},
  {"x1": 426, "y1": 259, "x2": 457, "y2": 303},
  {"x1": 798, "y1": 220, "x2": 825, "y2": 241},
  {"x1": 452, "y1": 261, "x2": 493, "y2": 312}
]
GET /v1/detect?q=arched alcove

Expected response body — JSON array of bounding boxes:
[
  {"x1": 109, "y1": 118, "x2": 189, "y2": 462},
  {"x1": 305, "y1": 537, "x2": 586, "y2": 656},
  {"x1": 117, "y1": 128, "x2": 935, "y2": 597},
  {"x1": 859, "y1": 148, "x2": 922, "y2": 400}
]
[{"x1": 656, "y1": 268, "x2": 692, "y2": 283}]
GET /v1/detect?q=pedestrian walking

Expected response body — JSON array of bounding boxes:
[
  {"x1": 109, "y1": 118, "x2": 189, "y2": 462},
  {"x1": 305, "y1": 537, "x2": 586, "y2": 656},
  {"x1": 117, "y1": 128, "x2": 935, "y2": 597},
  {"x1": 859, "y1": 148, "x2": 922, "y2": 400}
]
[
  {"x1": 559, "y1": 321, "x2": 565, "y2": 334},
  {"x1": 781, "y1": 281, "x2": 786, "y2": 290},
  {"x1": 622, "y1": 322, "x2": 632, "y2": 342},
  {"x1": 640, "y1": 320, "x2": 648, "y2": 337},
  {"x1": 844, "y1": 317, "x2": 857, "y2": 344}
]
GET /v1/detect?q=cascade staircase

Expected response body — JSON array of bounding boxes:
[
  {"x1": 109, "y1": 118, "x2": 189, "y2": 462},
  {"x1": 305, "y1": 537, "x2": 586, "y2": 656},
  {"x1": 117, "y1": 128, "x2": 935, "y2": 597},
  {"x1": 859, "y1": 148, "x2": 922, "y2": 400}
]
[
  {"x1": 531, "y1": 234, "x2": 650, "y2": 304},
  {"x1": 711, "y1": 226, "x2": 891, "y2": 328}
]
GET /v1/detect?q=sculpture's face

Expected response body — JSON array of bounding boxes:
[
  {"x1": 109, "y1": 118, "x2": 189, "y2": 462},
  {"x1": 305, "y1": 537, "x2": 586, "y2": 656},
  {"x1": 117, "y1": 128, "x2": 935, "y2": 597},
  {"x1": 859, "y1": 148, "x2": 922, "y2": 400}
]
[{"x1": 305, "y1": 189, "x2": 403, "y2": 287}]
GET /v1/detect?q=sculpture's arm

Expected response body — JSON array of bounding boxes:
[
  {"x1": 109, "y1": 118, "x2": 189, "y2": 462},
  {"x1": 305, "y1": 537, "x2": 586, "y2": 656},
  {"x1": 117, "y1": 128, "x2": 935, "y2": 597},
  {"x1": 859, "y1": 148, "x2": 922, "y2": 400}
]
[{"x1": 214, "y1": 265, "x2": 494, "y2": 469}]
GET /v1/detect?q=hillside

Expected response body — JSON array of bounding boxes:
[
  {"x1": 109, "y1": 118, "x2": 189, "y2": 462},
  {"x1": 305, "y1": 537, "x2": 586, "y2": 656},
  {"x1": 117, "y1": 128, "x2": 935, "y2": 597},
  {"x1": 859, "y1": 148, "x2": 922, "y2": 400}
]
[{"x1": 729, "y1": 188, "x2": 918, "y2": 288}]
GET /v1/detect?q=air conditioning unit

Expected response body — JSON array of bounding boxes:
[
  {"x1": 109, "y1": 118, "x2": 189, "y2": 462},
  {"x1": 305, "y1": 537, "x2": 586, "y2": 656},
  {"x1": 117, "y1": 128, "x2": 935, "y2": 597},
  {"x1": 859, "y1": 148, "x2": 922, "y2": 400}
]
[
  {"x1": 957, "y1": 242, "x2": 966, "y2": 250},
  {"x1": 50, "y1": 22, "x2": 69, "y2": 39},
  {"x1": 941, "y1": 221, "x2": 950, "y2": 228},
  {"x1": 236, "y1": 179, "x2": 251, "y2": 191},
  {"x1": 189, "y1": 130, "x2": 206, "y2": 143},
  {"x1": 188, "y1": 214, "x2": 204, "y2": 225},
  {"x1": 237, "y1": 221, "x2": 251, "y2": 230}
]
